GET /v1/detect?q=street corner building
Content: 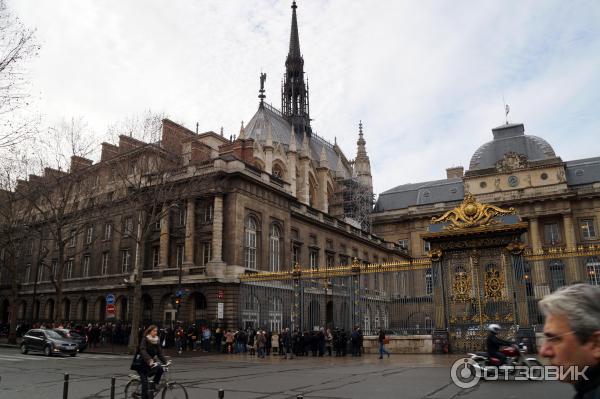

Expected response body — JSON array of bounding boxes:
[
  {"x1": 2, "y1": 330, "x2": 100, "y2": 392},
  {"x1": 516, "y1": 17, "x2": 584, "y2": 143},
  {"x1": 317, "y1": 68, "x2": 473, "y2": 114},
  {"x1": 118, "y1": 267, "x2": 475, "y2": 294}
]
[{"x1": 0, "y1": 2, "x2": 405, "y2": 332}]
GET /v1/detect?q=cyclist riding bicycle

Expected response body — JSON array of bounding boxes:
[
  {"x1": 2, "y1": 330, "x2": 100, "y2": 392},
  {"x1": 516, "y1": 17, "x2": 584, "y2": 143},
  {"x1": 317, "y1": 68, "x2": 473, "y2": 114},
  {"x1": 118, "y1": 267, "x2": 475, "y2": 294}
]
[{"x1": 138, "y1": 325, "x2": 168, "y2": 399}]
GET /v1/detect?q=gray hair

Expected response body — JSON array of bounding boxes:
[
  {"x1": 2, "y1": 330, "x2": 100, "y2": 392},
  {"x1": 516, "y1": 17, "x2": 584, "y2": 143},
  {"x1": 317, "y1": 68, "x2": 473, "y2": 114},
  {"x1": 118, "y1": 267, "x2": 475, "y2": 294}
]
[{"x1": 538, "y1": 283, "x2": 600, "y2": 342}]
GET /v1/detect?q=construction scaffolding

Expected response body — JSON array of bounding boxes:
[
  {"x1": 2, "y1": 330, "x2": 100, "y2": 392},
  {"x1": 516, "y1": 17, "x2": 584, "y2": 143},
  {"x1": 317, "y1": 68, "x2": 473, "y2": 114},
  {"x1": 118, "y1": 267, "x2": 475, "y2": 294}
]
[{"x1": 332, "y1": 176, "x2": 374, "y2": 232}]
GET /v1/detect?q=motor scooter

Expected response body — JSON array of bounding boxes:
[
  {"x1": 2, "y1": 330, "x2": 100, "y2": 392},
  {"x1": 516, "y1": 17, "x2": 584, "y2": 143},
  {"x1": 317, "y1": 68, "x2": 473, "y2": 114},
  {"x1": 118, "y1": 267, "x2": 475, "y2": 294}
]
[{"x1": 468, "y1": 343, "x2": 542, "y2": 378}]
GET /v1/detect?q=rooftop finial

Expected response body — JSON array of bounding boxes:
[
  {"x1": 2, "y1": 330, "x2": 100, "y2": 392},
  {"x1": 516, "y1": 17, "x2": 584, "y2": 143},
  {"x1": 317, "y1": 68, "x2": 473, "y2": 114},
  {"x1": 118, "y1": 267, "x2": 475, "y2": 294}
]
[
  {"x1": 220, "y1": 126, "x2": 224, "y2": 136},
  {"x1": 259, "y1": 72, "x2": 267, "y2": 104},
  {"x1": 359, "y1": 120, "x2": 363, "y2": 137}
]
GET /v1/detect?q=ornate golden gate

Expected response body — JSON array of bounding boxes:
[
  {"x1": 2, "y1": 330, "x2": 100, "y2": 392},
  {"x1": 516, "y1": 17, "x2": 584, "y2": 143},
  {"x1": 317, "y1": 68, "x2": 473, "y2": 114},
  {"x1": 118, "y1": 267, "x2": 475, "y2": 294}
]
[{"x1": 424, "y1": 194, "x2": 530, "y2": 352}]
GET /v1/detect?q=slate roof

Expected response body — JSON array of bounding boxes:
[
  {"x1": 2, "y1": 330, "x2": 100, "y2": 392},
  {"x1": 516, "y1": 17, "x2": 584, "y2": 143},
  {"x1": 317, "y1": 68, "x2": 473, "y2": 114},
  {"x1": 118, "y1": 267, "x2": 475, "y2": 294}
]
[
  {"x1": 469, "y1": 123, "x2": 557, "y2": 170},
  {"x1": 565, "y1": 156, "x2": 600, "y2": 186},
  {"x1": 244, "y1": 103, "x2": 352, "y2": 176},
  {"x1": 374, "y1": 177, "x2": 464, "y2": 212}
]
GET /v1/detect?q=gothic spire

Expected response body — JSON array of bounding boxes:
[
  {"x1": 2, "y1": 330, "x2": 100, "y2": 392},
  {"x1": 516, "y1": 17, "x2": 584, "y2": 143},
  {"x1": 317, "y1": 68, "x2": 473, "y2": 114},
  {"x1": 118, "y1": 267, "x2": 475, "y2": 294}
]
[
  {"x1": 356, "y1": 120, "x2": 367, "y2": 158},
  {"x1": 282, "y1": 1, "x2": 311, "y2": 136},
  {"x1": 288, "y1": 1, "x2": 301, "y2": 59}
]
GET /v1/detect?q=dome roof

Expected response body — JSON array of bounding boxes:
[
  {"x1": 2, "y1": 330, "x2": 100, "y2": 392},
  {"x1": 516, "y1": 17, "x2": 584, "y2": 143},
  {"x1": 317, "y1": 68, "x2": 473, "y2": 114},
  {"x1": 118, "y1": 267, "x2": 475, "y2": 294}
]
[{"x1": 469, "y1": 123, "x2": 556, "y2": 170}]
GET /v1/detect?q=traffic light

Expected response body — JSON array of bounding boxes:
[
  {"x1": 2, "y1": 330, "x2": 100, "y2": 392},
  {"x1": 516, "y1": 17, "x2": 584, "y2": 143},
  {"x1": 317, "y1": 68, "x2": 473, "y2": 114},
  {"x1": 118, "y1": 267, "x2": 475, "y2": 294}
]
[{"x1": 175, "y1": 297, "x2": 181, "y2": 306}]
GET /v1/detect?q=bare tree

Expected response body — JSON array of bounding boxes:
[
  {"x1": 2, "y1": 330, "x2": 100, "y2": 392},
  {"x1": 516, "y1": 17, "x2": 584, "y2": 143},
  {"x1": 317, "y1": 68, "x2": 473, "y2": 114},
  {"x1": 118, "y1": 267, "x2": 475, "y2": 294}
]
[
  {"x1": 25, "y1": 118, "x2": 101, "y2": 322},
  {"x1": 0, "y1": 0, "x2": 39, "y2": 148},
  {"x1": 0, "y1": 151, "x2": 33, "y2": 343}
]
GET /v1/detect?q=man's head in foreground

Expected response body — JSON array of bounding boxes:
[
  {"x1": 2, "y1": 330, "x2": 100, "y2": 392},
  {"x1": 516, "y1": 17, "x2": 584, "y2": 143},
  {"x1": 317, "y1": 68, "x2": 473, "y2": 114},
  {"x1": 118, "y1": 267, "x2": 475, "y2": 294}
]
[{"x1": 538, "y1": 283, "x2": 600, "y2": 383}]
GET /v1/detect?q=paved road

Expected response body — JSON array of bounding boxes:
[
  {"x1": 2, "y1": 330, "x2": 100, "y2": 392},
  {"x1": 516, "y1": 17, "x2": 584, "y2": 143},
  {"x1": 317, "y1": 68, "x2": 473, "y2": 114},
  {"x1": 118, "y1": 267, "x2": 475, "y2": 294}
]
[{"x1": 0, "y1": 347, "x2": 574, "y2": 398}]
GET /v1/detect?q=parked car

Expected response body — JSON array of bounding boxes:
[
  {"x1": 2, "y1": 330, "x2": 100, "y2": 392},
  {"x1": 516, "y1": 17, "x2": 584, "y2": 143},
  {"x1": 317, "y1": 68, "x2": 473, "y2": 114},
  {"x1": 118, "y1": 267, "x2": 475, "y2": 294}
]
[
  {"x1": 54, "y1": 328, "x2": 88, "y2": 353},
  {"x1": 20, "y1": 328, "x2": 78, "y2": 357}
]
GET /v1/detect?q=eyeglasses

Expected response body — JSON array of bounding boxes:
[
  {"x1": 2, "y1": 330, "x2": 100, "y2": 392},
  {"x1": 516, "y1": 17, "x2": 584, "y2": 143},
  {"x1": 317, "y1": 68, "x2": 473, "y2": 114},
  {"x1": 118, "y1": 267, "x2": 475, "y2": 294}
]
[{"x1": 541, "y1": 331, "x2": 576, "y2": 345}]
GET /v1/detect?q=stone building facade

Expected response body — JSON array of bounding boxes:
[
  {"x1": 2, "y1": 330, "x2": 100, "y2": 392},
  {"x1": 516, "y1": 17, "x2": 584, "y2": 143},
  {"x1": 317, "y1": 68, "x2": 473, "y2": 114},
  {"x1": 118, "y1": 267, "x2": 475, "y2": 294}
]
[
  {"x1": 0, "y1": 2, "x2": 403, "y2": 329},
  {"x1": 373, "y1": 122, "x2": 600, "y2": 297}
]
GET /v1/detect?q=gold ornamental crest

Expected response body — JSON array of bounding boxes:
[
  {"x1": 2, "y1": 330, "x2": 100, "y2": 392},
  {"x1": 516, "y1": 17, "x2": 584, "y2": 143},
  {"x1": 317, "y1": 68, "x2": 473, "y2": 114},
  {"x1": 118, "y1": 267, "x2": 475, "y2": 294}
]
[{"x1": 431, "y1": 194, "x2": 515, "y2": 230}]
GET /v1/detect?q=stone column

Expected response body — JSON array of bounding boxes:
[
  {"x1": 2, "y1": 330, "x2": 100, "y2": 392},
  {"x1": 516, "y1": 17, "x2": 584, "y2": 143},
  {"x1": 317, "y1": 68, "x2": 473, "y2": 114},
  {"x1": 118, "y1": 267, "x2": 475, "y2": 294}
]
[
  {"x1": 529, "y1": 217, "x2": 548, "y2": 298},
  {"x1": 183, "y1": 198, "x2": 195, "y2": 268},
  {"x1": 206, "y1": 194, "x2": 226, "y2": 278},
  {"x1": 563, "y1": 213, "x2": 583, "y2": 283},
  {"x1": 158, "y1": 204, "x2": 170, "y2": 268}
]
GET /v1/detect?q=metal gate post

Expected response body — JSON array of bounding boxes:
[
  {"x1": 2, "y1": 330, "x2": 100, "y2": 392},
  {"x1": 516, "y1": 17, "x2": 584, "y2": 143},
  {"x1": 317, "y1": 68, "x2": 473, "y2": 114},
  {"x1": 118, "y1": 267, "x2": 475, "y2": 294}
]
[
  {"x1": 292, "y1": 264, "x2": 302, "y2": 332},
  {"x1": 350, "y1": 258, "x2": 361, "y2": 329}
]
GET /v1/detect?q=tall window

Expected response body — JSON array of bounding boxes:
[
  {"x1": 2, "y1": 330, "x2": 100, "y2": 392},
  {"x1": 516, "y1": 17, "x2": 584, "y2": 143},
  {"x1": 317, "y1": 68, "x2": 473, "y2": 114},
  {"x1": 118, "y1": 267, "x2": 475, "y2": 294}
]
[
  {"x1": 24, "y1": 264, "x2": 31, "y2": 283},
  {"x1": 326, "y1": 253, "x2": 335, "y2": 268},
  {"x1": 26, "y1": 240, "x2": 33, "y2": 255},
  {"x1": 123, "y1": 217, "x2": 134, "y2": 237},
  {"x1": 587, "y1": 257, "x2": 600, "y2": 286},
  {"x1": 292, "y1": 245, "x2": 300, "y2": 267},
  {"x1": 121, "y1": 249, "x2": 131, "y2": 273},
  {"x1": 101, "y1": 252, "x2": 109, "y2": 275},
  {"x1": 580, "y1": 219, "x2": 597, "y2": 240},
  {"x1": 269, "y1": 224, "x2": 281, "y2": 272},
  {"x1": 544, "y1": 223, "x2": 561, "y2": 245},
  {"x1": 204, "y1": 203, "x2": 214, "y2": 222},
  {"x1": 36, "y1": 265, "x2": 43, "y2": 282},
  {"x1": 202, "y1": 242, "x2": 211, "y2": 265},
  {"x1": 176, "y1": 244, "x2": 184, "y2": 268},
  {"x1": 65, "y1": 259, "x2": 73, "y2": 279},
  {"x1": 244, "y1": 216, "x2": 258, "y2": 270},
  {"x1": 423, "y1": 240, "x2": 431, "y2": 254},
  {"x1": 152, "y1": 247, "x2": 160, "y2": 269},
  {"x1": 82, "y1": 255, "x2": 91, "y2": 277},
  {"x1": 85, "y1": 226, "x2": 93, "y2": 244},
  {"x1": 398, "y1": 239, "x2": 409, "y2": 250},
  {"x1": 309, "y1": 249, "x2": 319, "y2": 270},
  {"x1": 178, "y1": 207, "x2": 186, "y2": 226},
  {"x1": 104, "y1": 223, "x2": 112, "y2": 241},
  {"x1": 425, "y1": 268, "x2": 433, "y2": 295},
  {"x1": 549, "y1": 261, "x2": 565, "y2": 291},
  {"x1": 68, "y1": 229, "x2": 76, "y2": 247},
  {"x1": 51, "y1": 259, "x2": 58, "y2": 280}
]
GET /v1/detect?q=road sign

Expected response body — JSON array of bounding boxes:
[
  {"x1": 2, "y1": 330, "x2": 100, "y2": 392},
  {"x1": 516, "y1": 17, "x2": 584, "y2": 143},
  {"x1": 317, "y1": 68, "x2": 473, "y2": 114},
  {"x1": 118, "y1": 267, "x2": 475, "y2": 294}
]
[
  {"x1": 106, "y1": 293, "x2": 115, "y2": 305},
  {"x1": 217, "y1": 302, "x2": 224, "y2": 319},
  {"x1": 217, "y1": 290, "x2": 224, "y2": 300},
  {"x1": 106, "y1": 304, "x2": 116, "y2": 318}
]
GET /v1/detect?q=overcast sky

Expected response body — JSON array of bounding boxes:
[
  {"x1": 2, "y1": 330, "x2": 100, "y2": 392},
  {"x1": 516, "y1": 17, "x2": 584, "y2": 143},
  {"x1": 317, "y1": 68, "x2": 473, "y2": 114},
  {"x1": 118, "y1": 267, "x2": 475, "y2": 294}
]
[{"x1": 11, "y1": 0, "x2": 600, "y2": 195}]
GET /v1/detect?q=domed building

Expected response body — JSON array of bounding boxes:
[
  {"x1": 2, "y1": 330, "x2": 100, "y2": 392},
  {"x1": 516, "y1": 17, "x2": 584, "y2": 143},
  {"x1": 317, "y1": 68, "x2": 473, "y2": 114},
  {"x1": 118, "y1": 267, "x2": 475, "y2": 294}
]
[{"x1": 373, "y1": 121, "x2": 600, "y2": 294}]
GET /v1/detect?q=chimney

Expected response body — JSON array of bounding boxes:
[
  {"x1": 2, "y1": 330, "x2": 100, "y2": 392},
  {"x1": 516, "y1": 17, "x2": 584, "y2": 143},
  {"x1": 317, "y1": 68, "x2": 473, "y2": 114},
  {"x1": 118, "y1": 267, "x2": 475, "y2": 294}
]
[
  {"x1": 70, "y1": 155, "x2": 93, "y2": 171},
  {"x1": 446, "y1": 166, "x2": 464, "y2": 179}
]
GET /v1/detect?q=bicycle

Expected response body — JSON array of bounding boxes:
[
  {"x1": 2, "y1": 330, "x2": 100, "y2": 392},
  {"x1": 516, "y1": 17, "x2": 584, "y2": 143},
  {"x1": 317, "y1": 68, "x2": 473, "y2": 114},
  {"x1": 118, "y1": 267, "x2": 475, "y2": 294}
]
[{"x1": 124, "y1": 361, "x2": 188, "y2": 399}]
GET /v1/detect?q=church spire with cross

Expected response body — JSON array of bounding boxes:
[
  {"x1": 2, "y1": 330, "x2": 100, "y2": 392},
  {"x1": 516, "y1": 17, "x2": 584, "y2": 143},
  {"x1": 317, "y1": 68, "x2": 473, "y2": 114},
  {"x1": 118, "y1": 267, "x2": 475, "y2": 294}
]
[{"x1": 281, "y1": 1, "x2": 311, "y2": 136}]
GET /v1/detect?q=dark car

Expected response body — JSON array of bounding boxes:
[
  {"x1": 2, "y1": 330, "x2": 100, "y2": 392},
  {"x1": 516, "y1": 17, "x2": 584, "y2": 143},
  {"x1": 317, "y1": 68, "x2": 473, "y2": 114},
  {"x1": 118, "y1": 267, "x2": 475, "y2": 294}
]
[
  {"x1": 20, "y1": 328, "x2": 79, "y2": 357},
  {"x1": 54, "y1": 328, "x2": 88, "y2": 352}
]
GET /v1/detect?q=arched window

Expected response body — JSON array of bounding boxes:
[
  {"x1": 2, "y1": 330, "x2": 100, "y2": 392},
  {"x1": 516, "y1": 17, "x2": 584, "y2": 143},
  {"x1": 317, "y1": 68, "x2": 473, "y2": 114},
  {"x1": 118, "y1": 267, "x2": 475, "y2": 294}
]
[
  {"x1": 244, "y1": 216, "x2": 258, "y2": 270},
  {"x1": 587, "y1": 257, "x2": 600, "y2": 285},
  {"x1": 269, "y1": 224, "x2": 281, "y2": 272}
]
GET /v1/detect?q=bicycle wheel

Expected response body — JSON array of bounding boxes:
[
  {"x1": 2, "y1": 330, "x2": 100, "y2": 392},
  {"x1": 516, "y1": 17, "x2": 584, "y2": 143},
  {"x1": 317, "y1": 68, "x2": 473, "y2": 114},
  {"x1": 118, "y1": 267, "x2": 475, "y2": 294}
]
[
  {"x1": 161, "y1": 382, "x2": 188, "y2": 399},
  {"x1": 124, "y1": 379, "x2": 141, "y2": 398}
]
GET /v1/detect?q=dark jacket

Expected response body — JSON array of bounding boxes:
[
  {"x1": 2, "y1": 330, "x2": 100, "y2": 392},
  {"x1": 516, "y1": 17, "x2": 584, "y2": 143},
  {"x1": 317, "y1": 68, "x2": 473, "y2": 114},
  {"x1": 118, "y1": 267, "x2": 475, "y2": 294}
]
[
  {"x1": 378, "y1": 330, "x2": 386, "y2": 343},
  {"x1": 574, "y1": 363, "x2": 600, "y2": 399},
  {"x1": 139, "y1": 335, "x2": 167, "y2": 367},
  {"x1": 486, "y1": 332, "x2": 512, "y2": 355}
]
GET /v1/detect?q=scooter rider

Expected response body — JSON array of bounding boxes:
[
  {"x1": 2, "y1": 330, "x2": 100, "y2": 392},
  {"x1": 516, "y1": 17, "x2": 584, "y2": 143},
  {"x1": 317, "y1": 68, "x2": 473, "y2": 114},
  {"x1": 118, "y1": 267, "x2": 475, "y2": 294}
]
[{"x1": 486, "y1": 324, "x2": 513, "y2": 365}]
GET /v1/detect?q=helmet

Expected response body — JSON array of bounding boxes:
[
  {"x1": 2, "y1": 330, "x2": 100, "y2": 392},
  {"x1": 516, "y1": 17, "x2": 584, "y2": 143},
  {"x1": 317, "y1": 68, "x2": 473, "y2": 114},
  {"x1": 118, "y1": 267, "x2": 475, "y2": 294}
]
[{"x1": 488, "y1": 324, "x2": 501, "y2": 333}]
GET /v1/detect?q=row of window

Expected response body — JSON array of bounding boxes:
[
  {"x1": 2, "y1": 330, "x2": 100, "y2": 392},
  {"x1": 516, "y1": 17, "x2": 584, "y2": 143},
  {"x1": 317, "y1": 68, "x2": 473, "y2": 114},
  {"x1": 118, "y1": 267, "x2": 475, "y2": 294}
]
[
  {"x1": 22, "y1": 250, "x2": 132, "y2": 283},
  {"x1": 244, "y1": 216, "x2": 387, "y2": 271},
  {"x1": 149, "y1": 243, "x2": 212, "y2": 269}
]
